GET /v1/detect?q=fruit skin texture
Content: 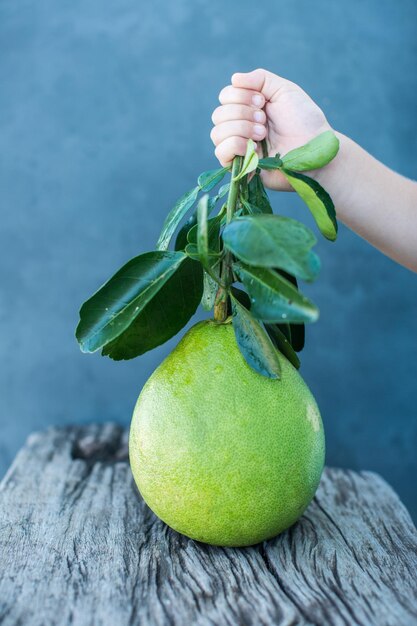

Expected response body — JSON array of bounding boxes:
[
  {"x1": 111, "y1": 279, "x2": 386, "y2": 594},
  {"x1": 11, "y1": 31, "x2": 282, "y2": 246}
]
[{"x1": 129, "y1": 320, "x2": 325, "y2": 547}]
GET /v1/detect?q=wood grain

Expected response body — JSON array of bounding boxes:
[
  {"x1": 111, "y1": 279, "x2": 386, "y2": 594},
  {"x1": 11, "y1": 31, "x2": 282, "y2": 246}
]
[{"x1": 0, "y1": 424, "x2": 416, "y2": 626}]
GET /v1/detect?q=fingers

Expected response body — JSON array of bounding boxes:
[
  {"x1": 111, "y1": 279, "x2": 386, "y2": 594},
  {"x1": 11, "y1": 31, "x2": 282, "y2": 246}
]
[
  {"x1": 231, "y1": 68, "x2": 290, "y2": 102},
  {"x1": 211, "y1": 119, "x2": 266, "y2": 146},
  {"x1": 212, "y1": 104, "x2": 266, "y2": 126},
  {"x1": 215, "y1": 137, "x2": 257, "y2": 168},
  {"x1": 211, "y1": 86, "x2": 267, "y2": 166},
  {"x1": 218, "y1": 85, "x2": 265, "y2": 108}
]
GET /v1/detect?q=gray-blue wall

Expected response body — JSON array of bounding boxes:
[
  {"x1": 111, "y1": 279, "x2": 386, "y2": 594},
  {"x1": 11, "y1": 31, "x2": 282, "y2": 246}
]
[{"x1": 1, "y1": 0, "x2": 416, "y2": 518}]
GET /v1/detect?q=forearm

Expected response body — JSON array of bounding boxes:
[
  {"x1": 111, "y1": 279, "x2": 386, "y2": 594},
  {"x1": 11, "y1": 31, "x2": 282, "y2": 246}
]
[{"x1": 313, "y1": 133, "x2": 417, "y2": 273}]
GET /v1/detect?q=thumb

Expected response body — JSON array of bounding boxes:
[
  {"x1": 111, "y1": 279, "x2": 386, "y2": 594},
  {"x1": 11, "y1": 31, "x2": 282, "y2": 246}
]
[{"x1": 231, "y1": 68, "x2": 288, "y2": 102}]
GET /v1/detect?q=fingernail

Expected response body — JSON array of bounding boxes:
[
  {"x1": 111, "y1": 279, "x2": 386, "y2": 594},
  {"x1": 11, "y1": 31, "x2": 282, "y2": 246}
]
[
  {"x1": 252, "y1": 94, "x2": 263, "y2": 107},
  {"x1": 253, "y1": 110, "x2": 264, "y2": 122},
  {"x1": 253, "y1": 124, "x2": 264, "y2": 138}
]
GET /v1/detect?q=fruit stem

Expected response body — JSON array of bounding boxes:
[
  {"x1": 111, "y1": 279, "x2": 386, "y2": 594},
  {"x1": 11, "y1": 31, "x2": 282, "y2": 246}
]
[
  {"x1": 226, "y1": 157, "x2": 242, "y2": 223},
  {"x1": 214, "y1": 156, "x2": 242, "y2": 323}
]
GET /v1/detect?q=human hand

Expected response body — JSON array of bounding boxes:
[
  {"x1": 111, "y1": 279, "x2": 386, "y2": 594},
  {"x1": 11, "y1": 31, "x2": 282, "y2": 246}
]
[{"x1": 210, "y1": 68, "x2": 332, "y2": 190}]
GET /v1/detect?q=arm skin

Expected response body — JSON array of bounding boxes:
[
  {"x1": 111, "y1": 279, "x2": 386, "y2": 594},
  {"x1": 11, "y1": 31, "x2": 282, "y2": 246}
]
[
  {"x1": 211, "y1": 68, "x2": 417, "y2": 273},
  {"x1": 312, "y1": 132, "x2": 417, "y2": 273}
]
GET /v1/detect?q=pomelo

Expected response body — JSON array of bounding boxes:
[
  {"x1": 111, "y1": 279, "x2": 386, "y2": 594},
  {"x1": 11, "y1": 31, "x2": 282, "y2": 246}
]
[{"x1": 129, "y1": 319, "x2": 324, "y2": 547}]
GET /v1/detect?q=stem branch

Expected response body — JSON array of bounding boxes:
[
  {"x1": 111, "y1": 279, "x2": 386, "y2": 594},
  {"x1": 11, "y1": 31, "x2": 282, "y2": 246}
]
[{"x1": 214, "y1": 156, "x2": 242, "y2": 322}]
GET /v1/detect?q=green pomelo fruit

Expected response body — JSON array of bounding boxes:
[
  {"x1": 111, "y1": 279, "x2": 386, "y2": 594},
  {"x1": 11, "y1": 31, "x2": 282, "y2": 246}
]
[{"x1": 129, "y1": 320, "x2": 325, "y2": 547}]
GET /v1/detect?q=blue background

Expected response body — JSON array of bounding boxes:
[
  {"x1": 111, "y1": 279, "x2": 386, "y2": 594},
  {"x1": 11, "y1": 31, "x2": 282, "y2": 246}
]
[{"x1": 1, "y1": 1, "x2": 416, "y2": 518}]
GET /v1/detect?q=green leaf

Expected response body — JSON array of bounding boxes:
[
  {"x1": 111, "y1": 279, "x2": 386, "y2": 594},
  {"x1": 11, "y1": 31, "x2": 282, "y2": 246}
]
[
  {"x1": 240, "y1": 199, "x2": 264, "y2": 215},
  {"x1": 247, "y1": 173, "x2": 273, "y2": 214},
  {"x1": 230, "y1": 286, "x2": 251, "y2": 309},
  {"x1": 289, "y1": 322, "x2": 305, "y2": 352},
  {"x1": 231, "y1": 295, "x2": 281, "y2": 379},
  {"x1": 208, "y1": 182, "x2": 230, "y2": 210},
  {"x1": 227, "y1": 286, "x2": 251, "y2": 316},
  {"x1": 188, "y1": 212, "x2": 223, "y2": 252},
  {"x1": 102, "y1": 258, "x2": 203, "y2": 360},
  {"x1": 176, "y1": 187, "x2": 228, "y2": 251},
  {"x1": 175, "y1": 213, "x2": 197, "y2": 251},
  {"x1": 281, "y1": 131, "x2": 339, "y2": 171},
  {"x1": 233, "y1": 262, "x2": 319, "y2": 324},
  {"x1": 76, "y1": 251, "x2": 191, "y2": 353},
  {"x1": 223, "y1": 214, "x2": 320, "y2": 282},
  {"x1": 233, "y1": 139, "x2": 259, "y2": 181},
  {"x1": 185, "y1": 243, "x2": 221, "y2": 264},
  {"x1": 201, "y1": 271, "x2": 218, "y2": 311},
  {"x1": 157, "y1": 186, "x2": 199, "y2": 250},
  {"x1": 196, "y1": 195, "x2": 209, "y2": 269},
  {"x1": 265, "y1": 324, "x2": 300, "y2": 370},
  {"x1": 198, "y1": 167, "x2": 228, "y2": 192},
  {"x1": 282, "y1": 170, "x2": 338, "y2": 241},
  {"x1": 275, "y1": 270, "x2": 305, "y2": 352},
  {"x1": 258, "y1": 155, "x2": 283, "y2": 170}
]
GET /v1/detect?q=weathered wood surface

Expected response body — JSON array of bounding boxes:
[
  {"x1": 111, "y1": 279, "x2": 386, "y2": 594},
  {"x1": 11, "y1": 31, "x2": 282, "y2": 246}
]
[{"x1": 1, "y1": 425, "x2": 417, "y2": 626}]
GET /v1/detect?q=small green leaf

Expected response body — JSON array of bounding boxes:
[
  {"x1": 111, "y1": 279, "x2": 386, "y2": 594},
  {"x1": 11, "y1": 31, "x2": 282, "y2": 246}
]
[
  {"x1": 265, "y1": 324, "x2": 300, "y2": 370},
  {"x1": 233, "y1": 262, "x2": 319, "y2": 324},
  {"x1": 157, "y1": 186, "x2": 199, "y2": 250},
  {"x1": 187, "y1": 211, "x2": 223, "y2": 254},
  {"x1": 231, "y1": 295, "x2": 281, "y2": 379},
  {"x1": 201, "y1": 270, "x2": 218, "y2": 311},
  {"x1": 197, "y1": 195, "x2": 209, "y2": 269},
  {"x1": 208, "y1": 183, "x2": 230, "y2": 213},
  {"x1": 175, "y1": 213, "x2": 197, "y2": 251},
  {"x1": 281, "y1": 131, "x2": 339, "y2": 171},
  {"x1": 282, "y1": 170, "x2": 338, "y2": 241},
  {"x1": 176, "y1": 187, "x2": 228, "y2": 250},
  {"x1": 241, "y1": 199, "x2": 264, "y2": 215},
  {"x1": 223, "y1": 214, "x2": 320, "y2": 281},
  {"x1": 184, "y1": 243, "x2": 221, "y2": 263},
  {"x1": 247, "y1": 174, "x2": 273, "y2": 214},
  {"x1": 258, "y1": 155, "x2": 283, "y2": 170},
  {"x1": 198, "y1": 167, "x2": 228, "y2": 192},
  {"x1": 233, "y1": 139, "x2": 259, "y2": 181},
  {"x1": 102, "y1": 258, "x2": 203, "y2": 360},
  {"x1": 76, "y1": 251, "x2": 189, "y2": 353}
]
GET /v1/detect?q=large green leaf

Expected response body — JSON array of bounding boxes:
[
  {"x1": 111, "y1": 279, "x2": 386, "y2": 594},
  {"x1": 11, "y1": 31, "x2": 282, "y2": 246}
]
[
  {"x1": 233, "y1": 262, "x2": 319, "y2": 324},
  {"x1": 231, "y1": 295, "x2": 281, "y2": 379},
  {"x1": 157, "y1": 186, "x2": 199, "y2": 250},
  {"x1": 282, "y1": 170, "x2": 338, "y2": 241},
  {"x1": 281, "y1": 131, "x2": 339, "y2": 171},
  {"x1": 198, "y1": 167, "x2": 228, "y2": 192},
  {"x1": 247, "y1": 174, "x2": 273, "y2": 214},
  {"x1": 265, "y1": 324, "x2": 300, "y2": 370},
  {"x1": 223, "y1": 214, "x2": 320, "y2": 281},
  {"x1": 289, "y1": 322, "x2": 305, "y2": 352},
  {"x1": 233, "y1": 139, "x2": 259, "y2": 181},
  {"x1": 276, "y1": 270, "x2": 305, "y2": 352},
  {"x1": 76, "y1": 251, "x2": 188, "y2": 353},
  {"x1": 102, "y1": 258, "x2": 203, "y2": 360}
]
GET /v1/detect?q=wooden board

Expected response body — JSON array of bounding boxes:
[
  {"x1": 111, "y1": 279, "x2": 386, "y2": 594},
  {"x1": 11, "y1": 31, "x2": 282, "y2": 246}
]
[{"x1": 1, "y1": 424, "x2": 417, "y2": 626}]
